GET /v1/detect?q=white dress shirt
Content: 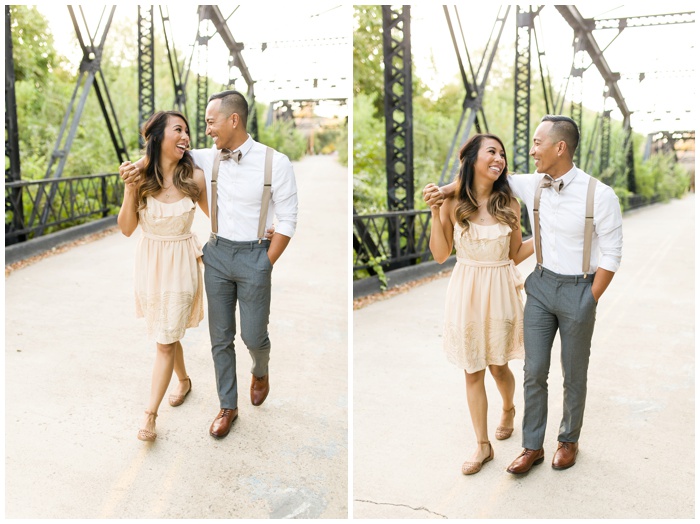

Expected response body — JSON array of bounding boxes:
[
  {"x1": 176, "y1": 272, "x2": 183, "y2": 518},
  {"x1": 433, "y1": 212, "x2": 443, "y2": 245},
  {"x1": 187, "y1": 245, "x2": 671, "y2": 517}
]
[
  {"x1": 190, "y1": 135, "x2": 298, "y2": 241},
  {"x1": 508, "y1": 165, "x2": 623, "y2": 275}
]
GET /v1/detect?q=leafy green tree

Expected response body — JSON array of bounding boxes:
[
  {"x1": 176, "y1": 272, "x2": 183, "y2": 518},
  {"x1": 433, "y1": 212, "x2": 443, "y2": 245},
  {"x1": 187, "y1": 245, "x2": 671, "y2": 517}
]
[
  {"x1": 353, "y1": 6, "x2": 384, "y2": 117},
  {"x1": 257, "y1": 120, "x2": 308, "y2": 161},
  {"x1": 352, "y1": 93, "x2": 386, "y2": 213},
  {"x1": 8, "y1": 6, "x2": 61, "y2": 86}
]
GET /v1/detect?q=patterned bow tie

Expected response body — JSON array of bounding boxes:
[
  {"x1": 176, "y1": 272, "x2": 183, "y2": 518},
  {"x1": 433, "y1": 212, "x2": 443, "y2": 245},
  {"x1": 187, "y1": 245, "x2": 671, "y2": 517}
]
[
  {"x1": 540, "y1": 175, "x2": 563, "y2": 193},
  {"x1": 220, "y1": 148, "x2": 242, "y2": 163}
]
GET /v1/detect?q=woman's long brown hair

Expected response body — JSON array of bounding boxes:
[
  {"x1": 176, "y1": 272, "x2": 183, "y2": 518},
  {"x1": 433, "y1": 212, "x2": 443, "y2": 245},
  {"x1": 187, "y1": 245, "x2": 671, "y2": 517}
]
[
  {"x1": 454, "y1": 133, "x2": 518, "y2": 232},
  {"x1": 135, "y1": 111, "x2": 199, "y2": 212}
]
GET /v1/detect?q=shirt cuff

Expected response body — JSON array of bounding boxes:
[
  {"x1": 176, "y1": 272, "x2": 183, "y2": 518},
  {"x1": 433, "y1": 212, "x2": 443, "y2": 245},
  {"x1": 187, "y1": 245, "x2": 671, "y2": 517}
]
[
  {"x1": 598, "y1": 255, "x2": 621, "y2": 273},
  {"x1": 275, "y1": 221, "x2": 296, "y2": 238}
]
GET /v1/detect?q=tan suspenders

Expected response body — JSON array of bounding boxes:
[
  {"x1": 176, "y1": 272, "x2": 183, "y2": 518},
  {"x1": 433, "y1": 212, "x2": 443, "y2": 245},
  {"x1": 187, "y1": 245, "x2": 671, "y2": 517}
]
[
  {"x1": 257, "y1": 147, "x2": 274, "y2": 243},
  {"x1": 210, "y1": 146, "x2": 274, "y2": 242},
  {"x1": 533, "y1": 175, "x2": 597, "y2": 278},
  {"x1": 581, "y1": 177, "x2": 597, "y2": 276}
]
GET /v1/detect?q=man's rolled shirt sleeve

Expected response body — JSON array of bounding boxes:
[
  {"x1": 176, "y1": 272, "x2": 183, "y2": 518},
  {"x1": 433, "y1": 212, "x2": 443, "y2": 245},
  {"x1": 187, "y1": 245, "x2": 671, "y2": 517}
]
[
  {"x1": 271, "y1": 154, "x2": 298, "y2": 238},
  {"x1": 594, "y1": 186, "x2": 623, "y2": 273}
]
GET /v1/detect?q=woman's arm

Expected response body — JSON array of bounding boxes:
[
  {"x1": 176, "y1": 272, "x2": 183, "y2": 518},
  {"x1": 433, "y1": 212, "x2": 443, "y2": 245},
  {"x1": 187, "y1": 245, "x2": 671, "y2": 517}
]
[
  {"x1": 117, "y1": 184, "x2": 139, "y2": 237},
  {"x1": 508, "y1": 198, "x2": 533, "y2": 265},
  {"x1": 193, "y1": 168, "x2": 209, "y2": 217},
  {"x1": 429, "y1": 197, "x2": 456, "y2": 264}
]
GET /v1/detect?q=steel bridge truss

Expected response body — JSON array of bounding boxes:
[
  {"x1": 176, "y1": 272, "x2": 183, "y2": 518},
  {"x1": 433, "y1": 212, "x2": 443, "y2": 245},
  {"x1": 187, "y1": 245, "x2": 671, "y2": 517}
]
[
  {"x1": 5, "y1": 5, "x2": 260, "y2": 245},
  {"x1": 27, "y1": 6, "x2": 129, "y2": 237},
  {"x1": 353, "y1": 5, "x2": 694, "y2": 279},
  {"x1": 138, "y1": 5, "x2": 259, "y2": 147},
  {"x1": 380, "y1": 5, "x2": 415, "y2": 268},
  {"x1": 439, "y1": 5, "x2": 510, "y2": 185},
  {"x1": 5, "y1": 6, "x2": 23, "y2": 243},
  {"x1": 138, "y1": 6, "x2": 155, "y2": 148},
  {"x1": 195, "y1": 5, "x2": 258, "y2": 147}
]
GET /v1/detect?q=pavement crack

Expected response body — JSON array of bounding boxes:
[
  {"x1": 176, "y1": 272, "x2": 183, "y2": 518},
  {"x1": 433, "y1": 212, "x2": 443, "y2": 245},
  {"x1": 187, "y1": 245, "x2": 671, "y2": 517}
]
[{"x1": 355, "y1": 498, "x2": 448, "y2": 519}]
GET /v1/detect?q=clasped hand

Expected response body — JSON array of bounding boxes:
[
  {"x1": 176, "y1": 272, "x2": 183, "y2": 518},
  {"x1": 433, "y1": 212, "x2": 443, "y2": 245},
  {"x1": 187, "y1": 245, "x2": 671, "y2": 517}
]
[
  {"x1": 120, "y1": 161, "x2": 140, "y2": 189},
  {"x1": 422, "y1": 183, "x2": 444, "y2": 208}
]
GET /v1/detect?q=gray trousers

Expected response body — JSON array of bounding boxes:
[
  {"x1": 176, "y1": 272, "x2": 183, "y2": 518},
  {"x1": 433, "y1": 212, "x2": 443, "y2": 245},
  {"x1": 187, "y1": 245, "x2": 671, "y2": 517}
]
[
  {"x1": 202, "y1": 234, "x2": 272, "y2": 410},
  {"x1": 522, "y1": 266, "x2": 597, "y2": 449}
]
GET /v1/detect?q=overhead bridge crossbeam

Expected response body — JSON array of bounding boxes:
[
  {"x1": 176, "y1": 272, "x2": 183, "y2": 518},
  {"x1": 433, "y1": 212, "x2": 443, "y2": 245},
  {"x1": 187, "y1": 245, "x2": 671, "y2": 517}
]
[
  {"x1": 256, "y1": 36, "x2": 349, "y2": 49},
  {"x1": 594, "y1": 11, "x2": 695, "y2": 30}
]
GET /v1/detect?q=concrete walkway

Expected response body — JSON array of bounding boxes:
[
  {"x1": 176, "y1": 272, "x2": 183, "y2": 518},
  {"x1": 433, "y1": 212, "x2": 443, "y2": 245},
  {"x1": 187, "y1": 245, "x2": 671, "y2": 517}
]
[
  {"x1": 353, "y1": 194, "x2": 694, "y2": 519},
  {"x1": 5, "y1": 154, "x2": 348, "y2": 518}
]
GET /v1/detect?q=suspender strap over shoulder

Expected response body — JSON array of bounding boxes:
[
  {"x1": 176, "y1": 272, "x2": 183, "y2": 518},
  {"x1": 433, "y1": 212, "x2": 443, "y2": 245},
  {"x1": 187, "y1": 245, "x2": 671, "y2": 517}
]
[
  {"x1": 532, "y1": 174, "x2": 597, "y2": 276},
  {"x1": 257, "y1": 146, "x2": 274, "y2": 243},
  {"x1": 533, "y1": 183, "x2": 545, "y2": 267},
  {"x1": 210, "y1": 151, "x2": 223, "y2": 234},
  {"x1": 582, "y1": 176, "x2": 597, "y2": 278}
]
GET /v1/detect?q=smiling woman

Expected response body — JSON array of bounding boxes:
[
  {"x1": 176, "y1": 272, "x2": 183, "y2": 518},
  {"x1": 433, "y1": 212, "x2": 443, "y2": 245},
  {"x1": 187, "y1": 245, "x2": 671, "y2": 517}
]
[
  {"x1": 116, "y1": 110, "x2": 208, "y2": 442},
  {"x1": 426, "y1": 132, "x2": 531, "y2": 475}
]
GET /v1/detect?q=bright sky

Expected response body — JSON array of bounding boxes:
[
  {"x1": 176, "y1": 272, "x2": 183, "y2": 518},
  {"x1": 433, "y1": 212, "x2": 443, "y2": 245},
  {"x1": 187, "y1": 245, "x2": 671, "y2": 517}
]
[
  {"x1": 36, "y1": 3, "x2": 351, "y2": 117},
  {"x1": 410, "y1": 3, "x2": 696, "y2": 135}
]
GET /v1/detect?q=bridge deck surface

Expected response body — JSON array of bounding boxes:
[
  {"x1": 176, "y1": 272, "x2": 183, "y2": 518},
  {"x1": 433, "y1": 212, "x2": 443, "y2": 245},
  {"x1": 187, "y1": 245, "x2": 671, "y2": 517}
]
[
  {"x1": 353, "y1": 194, "x2": 694, "y2": 519},
  {"x1": 5, "y1": 154, "x2": 349, "y2": 519}
]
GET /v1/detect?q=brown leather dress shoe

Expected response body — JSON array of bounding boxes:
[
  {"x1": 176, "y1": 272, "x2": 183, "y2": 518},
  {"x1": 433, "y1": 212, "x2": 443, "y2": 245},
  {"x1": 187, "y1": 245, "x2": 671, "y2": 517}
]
[
  {"x1": 552, "y1": 441, "x2": 579, "y2": 470},
  {"x1": 506, "y1": 448, "x2": 545, "y2": 474},
  {"x1": 251, "y1": 374, "x2": 270, "y2": 406},
  {"x1": 209, "y1": 408, "x2": 238, "y2": 438}
]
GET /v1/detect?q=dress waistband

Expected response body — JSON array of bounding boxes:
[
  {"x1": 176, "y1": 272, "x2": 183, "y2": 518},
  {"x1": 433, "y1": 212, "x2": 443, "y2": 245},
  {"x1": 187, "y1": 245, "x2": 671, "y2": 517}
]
[
  {"x1": 456, "y1": 258, "x2": 511, "y2": 268},
  {"x1": 457, "y1": 257, "x2": 525, "y2": 293},
  {"x1": 142, "y1": 232, "x2": 193, "y2": 242}
]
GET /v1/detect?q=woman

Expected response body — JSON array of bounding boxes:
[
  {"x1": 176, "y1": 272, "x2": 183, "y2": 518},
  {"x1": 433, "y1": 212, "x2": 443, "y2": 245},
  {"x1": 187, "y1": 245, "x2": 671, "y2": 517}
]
[
  {"x1": 117, "y1": 110, "x2": 208, "y2": 442},
  {"x1": 427, "y1": 133, "x2": 533, "y2": 474}
]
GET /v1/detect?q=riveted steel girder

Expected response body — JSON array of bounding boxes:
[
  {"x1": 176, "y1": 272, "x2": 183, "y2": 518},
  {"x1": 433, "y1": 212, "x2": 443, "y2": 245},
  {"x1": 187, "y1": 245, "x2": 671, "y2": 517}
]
[
  {"x1": 382, "y1": 5, "x2": 414, "y2": 265},
  {"x1": 138, "y1": 6, "x2": 155, "y2": 147}
]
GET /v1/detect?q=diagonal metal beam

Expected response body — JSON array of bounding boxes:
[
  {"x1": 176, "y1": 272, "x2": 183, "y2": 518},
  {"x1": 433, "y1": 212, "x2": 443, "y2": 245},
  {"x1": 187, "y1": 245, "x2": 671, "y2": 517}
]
[
  {"x1": 197, "y1": 5, "x2": 258, "y2": 140},
  {"x1": 160, "y1": 5, "x2": 189, "y2": 117},
  {"x1": 29, "y1": 6, "x2": 129, "y2": 235},
  {"x1": 439, "y1": 5, "x2": 510, "y2": 185},
  {"x1": 555, "y1": 5, "x2": 630, "y2": 123}
]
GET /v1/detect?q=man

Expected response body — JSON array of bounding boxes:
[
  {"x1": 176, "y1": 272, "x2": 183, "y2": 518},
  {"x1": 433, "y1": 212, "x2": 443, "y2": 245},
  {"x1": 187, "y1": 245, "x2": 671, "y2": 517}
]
[
  {"x1": 424, "y1": 115, "x2": 623, "y2": 473},
  {"x1": 121, "y1": 90, "x2": 298, "y2": 439}
]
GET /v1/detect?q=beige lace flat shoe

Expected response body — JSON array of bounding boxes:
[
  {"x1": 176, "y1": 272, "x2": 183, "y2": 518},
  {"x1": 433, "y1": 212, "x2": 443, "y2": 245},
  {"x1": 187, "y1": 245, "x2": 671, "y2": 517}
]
[
  {"x1": 462, "y1": 441, "x2": 494, "y2": 475},
  {"x1": 169, "y1": 377, "x2": 192, "y2": 407},
  {"x1": 137, "y1": 410, "x2": 158, "y2": 442},
  {"x1": 495, "y1": 406, "x2": 515, "y2": 440}
]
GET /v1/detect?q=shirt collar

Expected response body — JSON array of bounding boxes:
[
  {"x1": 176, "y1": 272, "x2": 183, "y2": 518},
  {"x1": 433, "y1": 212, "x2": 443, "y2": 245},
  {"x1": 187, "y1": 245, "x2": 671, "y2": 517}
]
[
  {"x1": 235, "y1": 135, "x2": 255, "y2": 160},
  {"x1": 558, "y1": 165, "x2": 578, "y2": 190}
]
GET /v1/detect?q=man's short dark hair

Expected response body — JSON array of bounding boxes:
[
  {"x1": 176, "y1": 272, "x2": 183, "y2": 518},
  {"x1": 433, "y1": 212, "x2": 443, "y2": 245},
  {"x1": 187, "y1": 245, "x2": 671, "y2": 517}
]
[
  {"x1": 541, "y1": 115, "x2": 579, "y2": 156},
  {"x1": 209, "y1": 90, "x2": 248, "y2": 128}
]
